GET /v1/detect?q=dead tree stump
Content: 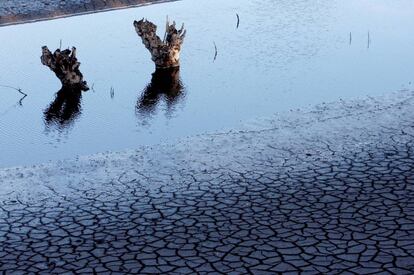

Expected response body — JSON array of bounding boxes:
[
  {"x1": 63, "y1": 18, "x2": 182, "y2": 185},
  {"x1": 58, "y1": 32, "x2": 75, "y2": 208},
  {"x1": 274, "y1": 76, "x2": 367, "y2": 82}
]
[
  {"x1": 134, "y1": 18, "x2": 186, "y2": 69},
  {"x1": 41, "y1": 46, "x2": 89, "y2": 91}
]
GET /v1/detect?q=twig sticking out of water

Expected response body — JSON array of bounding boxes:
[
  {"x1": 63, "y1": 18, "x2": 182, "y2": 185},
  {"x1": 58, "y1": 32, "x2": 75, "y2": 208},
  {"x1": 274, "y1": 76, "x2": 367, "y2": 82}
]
[
  {"x1": 110, "y1": 86, "x2": 115, "y2": 99},
  {"x1": 91, "y1": 83, "x2": 95, "y2": 93},
  {"x1": 0, "y1": 84, "x2": 27, "y2": 97},
  {"x1": 349, "y1": 32, "x2": 352, "y2": 45},
  {"x1": 0, "y1": 84, "x2": 28, "y2": 105},
  {"x1": 163, "y1": 15, "x2": 169, "y2": 43},
  {"x1": 59, "y1": 39, "x2": 62, "y2": 50},
  {"x1": 367, "y1": 31, "x2": 370, "y2": 49},
  {"x1": 213, "y1": 42, "x2": 218, "y2": 62},
  {"x1": 18, "y1": 95, "x2": 27, "y2": 106},
  {"x1": 236, "y1": 13, "x2": 240, "y2": 29}
]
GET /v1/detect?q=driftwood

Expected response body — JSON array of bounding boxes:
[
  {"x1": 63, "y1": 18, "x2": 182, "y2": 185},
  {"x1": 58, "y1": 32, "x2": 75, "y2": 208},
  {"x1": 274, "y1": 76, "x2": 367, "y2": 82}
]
[
  {"x1": 44, "y1": 86, "x2": 82, "y2": 128},
  {"x1": 134, "y1": 18, "x2": 186, "y2": 69},
  {"x1": 136, "y1": 67, "x2": 184, "y2": 115},
  {"x1": 41, "y1": 46, "x2": 89, "y2": 91}
]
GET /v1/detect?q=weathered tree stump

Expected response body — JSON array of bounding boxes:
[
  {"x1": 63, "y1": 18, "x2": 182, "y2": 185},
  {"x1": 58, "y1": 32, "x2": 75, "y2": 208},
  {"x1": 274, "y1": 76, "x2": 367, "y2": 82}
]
[
  {"x1": 41, "y1": 46, "x2": 89, "y2": 91},
  {"x1": 137, "y1": 67, "x2": 184, "y2": 115},
  {"x1": 134, "y1": 18, "x2": 186, "y2": 69}
]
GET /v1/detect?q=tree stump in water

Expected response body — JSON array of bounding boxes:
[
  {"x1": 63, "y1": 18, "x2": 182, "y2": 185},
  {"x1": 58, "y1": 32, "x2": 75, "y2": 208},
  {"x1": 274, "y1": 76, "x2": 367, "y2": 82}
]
[
  {"x1": 133, "y1": 18, "x2": 186, "y2": 69},
  {"x1": 41, "y1": 46, "x2": 89, "y2": 91}
]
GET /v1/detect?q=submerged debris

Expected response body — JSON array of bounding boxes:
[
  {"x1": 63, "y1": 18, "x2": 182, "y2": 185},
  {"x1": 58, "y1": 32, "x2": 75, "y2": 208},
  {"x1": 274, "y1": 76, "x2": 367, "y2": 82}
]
[
  {"x1": 41, "y1": 46, "x2": 89, "y2": 91},
  {"x1": 133, "y1": 18, "x2": 186, "y2": 69}
]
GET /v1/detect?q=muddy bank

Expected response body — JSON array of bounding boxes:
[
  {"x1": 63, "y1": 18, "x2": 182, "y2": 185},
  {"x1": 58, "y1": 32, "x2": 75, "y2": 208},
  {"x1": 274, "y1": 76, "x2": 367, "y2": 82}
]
[
  {"x1": 1, "y1": 90, "x2": 414, "y2": 273},
  {"x1": 1, "y1": 89, "x2": 413, "y2": 200},
  {"x1": 0, "y1": 0, "x2": 176, "y2": 26}
]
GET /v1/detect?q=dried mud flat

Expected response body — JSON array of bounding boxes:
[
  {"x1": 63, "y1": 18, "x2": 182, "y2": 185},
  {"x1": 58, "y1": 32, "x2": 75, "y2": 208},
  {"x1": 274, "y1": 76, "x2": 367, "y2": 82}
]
[
  {"x1": 0, "y1": 90, "x2": 414, "y2": 273},
  {"x1": 0, "y1": 0, "x2": 175, "y2": 26}
]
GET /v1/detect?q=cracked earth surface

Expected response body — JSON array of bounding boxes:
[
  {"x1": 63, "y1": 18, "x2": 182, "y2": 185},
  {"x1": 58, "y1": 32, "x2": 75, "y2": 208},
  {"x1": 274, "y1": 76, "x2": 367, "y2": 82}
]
[
  {"x1": 0, "y1": 0, "x2": 171, "y2": 26},
  {"x1": 1, "y1": 91, "x2": 414, "y2": 274}
]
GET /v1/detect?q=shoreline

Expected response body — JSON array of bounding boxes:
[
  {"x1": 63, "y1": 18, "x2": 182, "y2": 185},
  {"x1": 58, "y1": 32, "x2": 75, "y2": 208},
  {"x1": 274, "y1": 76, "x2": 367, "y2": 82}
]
[
  {"x1": 0, "y1": 0, "x2": 177, "y2": 27},
  {"x1": 1, "y1": 89, "x2": 413, "y2": 272},
  {"x1": 1, "y1": 88, "x2": 413, "y2": 200}
]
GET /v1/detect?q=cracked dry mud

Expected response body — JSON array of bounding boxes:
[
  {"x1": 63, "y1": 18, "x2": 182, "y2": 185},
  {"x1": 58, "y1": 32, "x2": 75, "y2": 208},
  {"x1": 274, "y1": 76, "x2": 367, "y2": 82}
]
[{"x1": 1, "y1": 91, "x2": 414, "y2": 274}]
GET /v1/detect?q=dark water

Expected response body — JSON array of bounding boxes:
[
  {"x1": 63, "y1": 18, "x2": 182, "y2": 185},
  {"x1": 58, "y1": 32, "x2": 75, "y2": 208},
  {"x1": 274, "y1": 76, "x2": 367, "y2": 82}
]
[{"x1": 1, "y1": 0, "x2": 414, "y2": 167}]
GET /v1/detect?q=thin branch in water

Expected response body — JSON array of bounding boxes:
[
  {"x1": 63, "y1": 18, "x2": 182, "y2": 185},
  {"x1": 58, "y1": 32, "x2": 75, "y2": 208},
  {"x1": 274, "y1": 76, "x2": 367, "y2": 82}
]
[
  {"x1": 213, "y1": 42, "x2": 218, "y2": 62},
  {"x1": 18, "y1": 94, "x2": 27, "y2": 106},
  {"x1": 367, "y1": 31, "x2": 370, "y2": 49},
  {"x1": 110, "y1": 86, "x2": 115, "y2": 99},
  {"x1": 91, "y1": 83, "x2": 95, "y2": 93},
  {"x1": 349, "y1": 32, "x2": 352, "y2": 45},
  {"x1": 0, "y1": 84, "x2": 28, "y2": 97},
  {"x1": 59, "y1": 39, "x2": 62, "y2": 50},
  {"x1": 236, "y1": 13, "x2": 240, "y2": 29},
  {"x1": 0, "y1": 84, "x2": 28, "y2": 106}
]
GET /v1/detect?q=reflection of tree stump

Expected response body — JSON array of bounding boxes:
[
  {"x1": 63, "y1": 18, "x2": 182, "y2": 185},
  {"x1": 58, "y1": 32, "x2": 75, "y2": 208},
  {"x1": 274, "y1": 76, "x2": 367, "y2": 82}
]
[
  {"x1": 137, "y1": 67, "x2": 184, "y2": 116},
  {"x1": 134, "y1": 18, "x2": 186, "y2": 69},
  {"x1": 41, "y1": 46, "x2": 89, "y2": 91},
  {"x1": 44, "y1": 86, "x2": 82, "y2": 129}
]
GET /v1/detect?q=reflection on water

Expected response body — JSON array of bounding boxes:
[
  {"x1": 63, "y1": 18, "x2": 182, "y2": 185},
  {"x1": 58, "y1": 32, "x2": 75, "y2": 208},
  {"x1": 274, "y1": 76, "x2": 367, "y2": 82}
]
[
  {"x1": 136, "y1": 67, "x2": 185, "y2": 119},
  {"x1": 44, "y1": 86, "x2": 82, "y2": 130},
  {"x1": 1, "y1": 0, "x2": 414, "y2": 167}
]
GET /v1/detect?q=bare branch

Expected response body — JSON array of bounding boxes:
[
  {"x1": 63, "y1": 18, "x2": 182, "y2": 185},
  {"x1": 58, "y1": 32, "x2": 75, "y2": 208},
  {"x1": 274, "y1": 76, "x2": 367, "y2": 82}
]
[
  {"x1": 0, "y1": 84, "x2": 27, "y2": 97},
  {"x1": 0, "y1": 84, "x2": 28, "y2": 106}
]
